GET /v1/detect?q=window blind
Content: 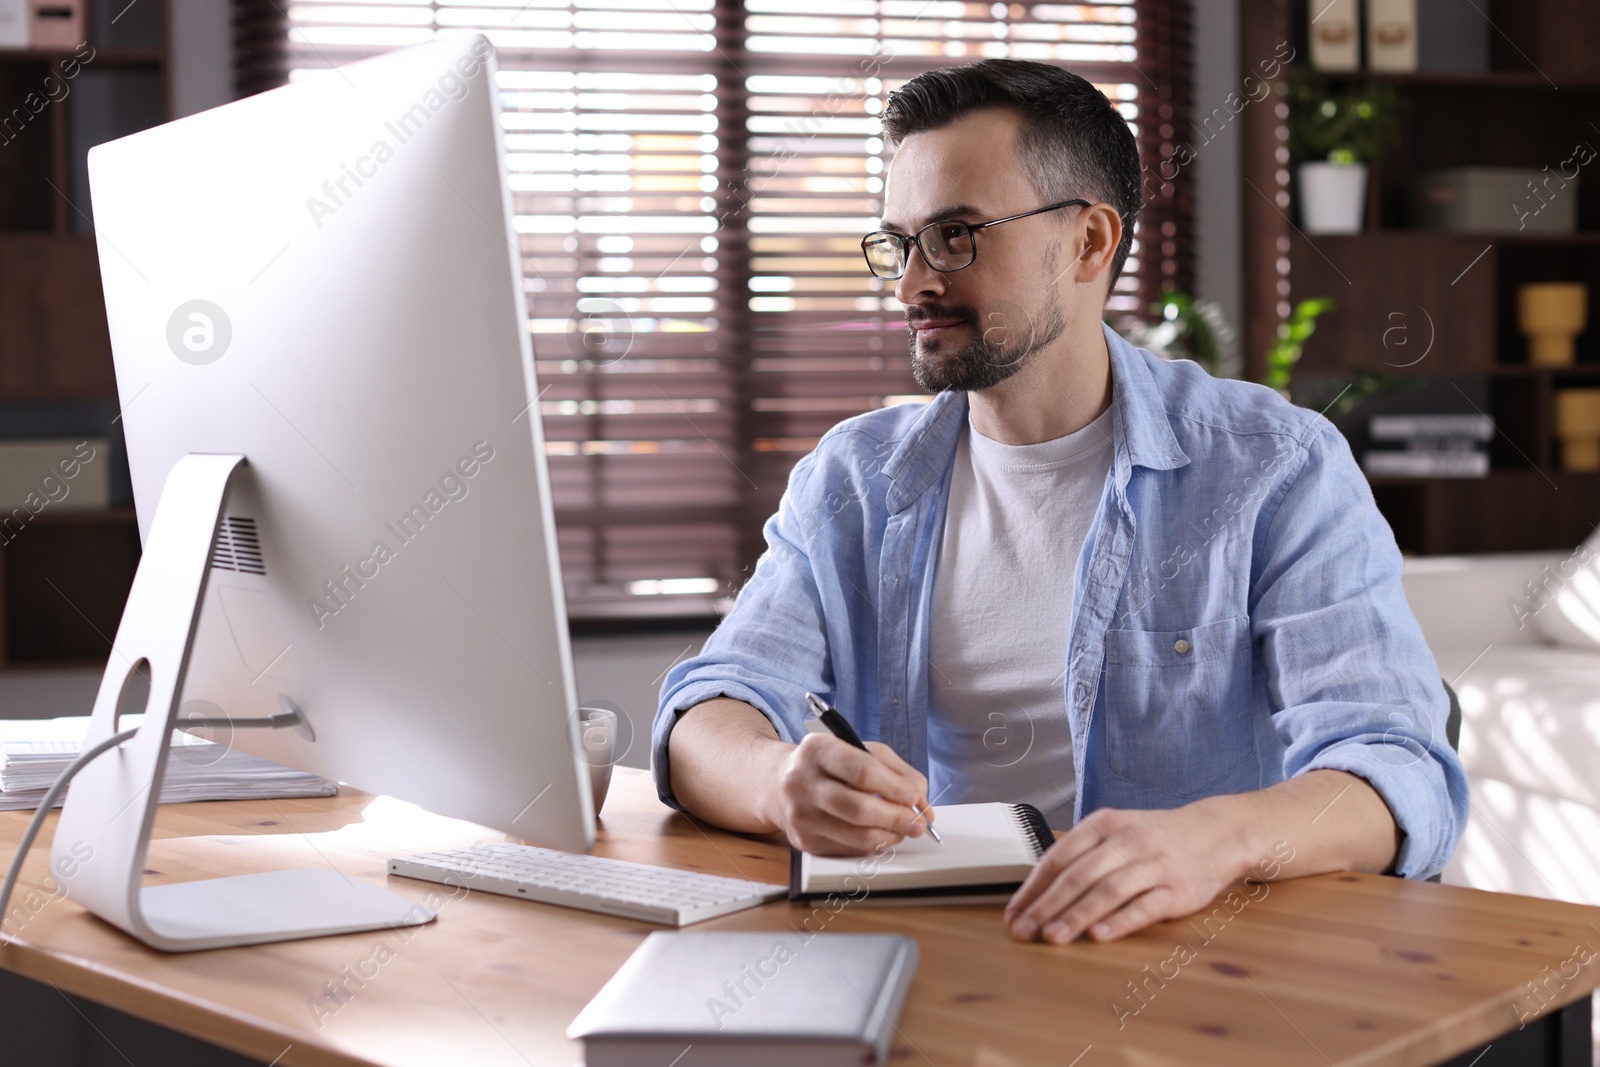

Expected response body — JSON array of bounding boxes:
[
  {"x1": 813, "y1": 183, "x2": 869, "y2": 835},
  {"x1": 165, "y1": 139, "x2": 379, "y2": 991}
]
[{"x1": 237, "y1": 0, "x2": 1192, "y2": 620}]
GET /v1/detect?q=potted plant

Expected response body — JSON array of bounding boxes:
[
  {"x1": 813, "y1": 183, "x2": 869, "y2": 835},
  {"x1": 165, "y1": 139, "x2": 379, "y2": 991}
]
[{"x1": 1286, "y1": 70, "x2": 1400, "y2": 234}]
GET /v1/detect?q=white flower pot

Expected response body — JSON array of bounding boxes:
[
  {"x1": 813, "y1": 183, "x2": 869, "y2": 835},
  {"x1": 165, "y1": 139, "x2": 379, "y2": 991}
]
[{"x1": 1298, "y1": 161, "x2": 1369, "y2": 234}]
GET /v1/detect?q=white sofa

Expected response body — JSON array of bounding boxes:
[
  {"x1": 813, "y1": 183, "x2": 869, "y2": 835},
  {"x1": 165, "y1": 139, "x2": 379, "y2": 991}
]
[{"x1": 1402, "y1": 551, "x2": 1600, "y2": 906}]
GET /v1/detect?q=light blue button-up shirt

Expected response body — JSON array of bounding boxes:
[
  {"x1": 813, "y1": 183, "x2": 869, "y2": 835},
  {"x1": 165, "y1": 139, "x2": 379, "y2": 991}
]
[{"x1": 653, "y1": 323, "x2": 1468, "y2": 879}]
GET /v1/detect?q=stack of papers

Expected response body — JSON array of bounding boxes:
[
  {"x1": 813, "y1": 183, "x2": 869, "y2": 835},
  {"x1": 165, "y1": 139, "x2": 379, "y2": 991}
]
[{"x1": 0, "y1": 715, "x2": 338, "y2": 811}]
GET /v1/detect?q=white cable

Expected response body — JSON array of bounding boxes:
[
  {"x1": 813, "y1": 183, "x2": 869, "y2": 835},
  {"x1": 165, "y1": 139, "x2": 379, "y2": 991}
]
[{"x1": 0, "y1": 727, "x2": 139, "y2": 942}]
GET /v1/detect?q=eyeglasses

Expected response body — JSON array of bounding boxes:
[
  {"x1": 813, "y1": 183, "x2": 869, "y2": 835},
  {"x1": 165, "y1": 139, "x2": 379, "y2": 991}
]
[{"x1": 860, "y1": 199, "x2": 1091, "y2": 280}]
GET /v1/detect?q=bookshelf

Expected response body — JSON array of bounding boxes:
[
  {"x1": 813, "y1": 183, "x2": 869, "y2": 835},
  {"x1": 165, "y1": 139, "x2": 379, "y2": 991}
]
[
  {"x1": 1241, "y1": 0, "x2": 1600, "y2": 555},
  {"x1": 0, "y1": 1, "x2": 169, "y2": 669}
]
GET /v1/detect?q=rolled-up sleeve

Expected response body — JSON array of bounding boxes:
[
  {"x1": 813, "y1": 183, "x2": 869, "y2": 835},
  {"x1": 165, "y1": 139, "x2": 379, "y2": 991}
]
[
  {"x1": 1251, "y1": 420, "x2": 1469, "y2": 879},
  {"x1": 652, "y1": 451, "x2": 833, "y2": 811}
]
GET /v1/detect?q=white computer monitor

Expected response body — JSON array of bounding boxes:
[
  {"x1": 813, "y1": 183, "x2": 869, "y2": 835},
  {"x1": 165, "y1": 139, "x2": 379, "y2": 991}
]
[{"x1": 51, "y1": 35, "x2": 595, "y2": 951}]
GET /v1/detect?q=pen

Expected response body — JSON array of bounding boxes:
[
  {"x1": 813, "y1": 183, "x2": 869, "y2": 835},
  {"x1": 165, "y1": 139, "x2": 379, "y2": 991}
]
[{"x1": 804, "y1": 692, "x2": 942, "y2": 844}]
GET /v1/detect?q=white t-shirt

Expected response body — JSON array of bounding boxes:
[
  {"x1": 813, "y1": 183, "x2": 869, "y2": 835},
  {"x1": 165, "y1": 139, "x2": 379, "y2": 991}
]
[{"x1": 926, "y1": 406, "x2": 1114, "y2": 829}]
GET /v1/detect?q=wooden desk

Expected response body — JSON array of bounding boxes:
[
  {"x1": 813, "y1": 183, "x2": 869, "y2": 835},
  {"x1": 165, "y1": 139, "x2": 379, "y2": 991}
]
[{"x1": 2, "y1": 768, "x2": 1597, "y2": 1067}]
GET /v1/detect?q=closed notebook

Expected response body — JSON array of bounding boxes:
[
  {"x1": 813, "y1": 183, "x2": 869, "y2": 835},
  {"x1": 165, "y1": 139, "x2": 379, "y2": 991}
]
[
  {"x1": 790, "y1": 802, "x2": 1054, "y2": 903},
  {"x1": 566, "y1": 930, "x2": 918, "y2": 1067}
]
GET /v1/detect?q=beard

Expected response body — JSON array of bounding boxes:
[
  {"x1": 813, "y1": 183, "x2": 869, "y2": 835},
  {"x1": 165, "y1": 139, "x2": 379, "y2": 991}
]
[{"x1": 907, "y1": 289, "x2": 1068, "y2": 393}]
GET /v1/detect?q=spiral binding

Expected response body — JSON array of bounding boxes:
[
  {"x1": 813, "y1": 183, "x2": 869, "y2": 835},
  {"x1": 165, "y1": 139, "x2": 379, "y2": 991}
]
[{"x1": 1008, "y1": 803, "x2": 1055, "y2": 861}]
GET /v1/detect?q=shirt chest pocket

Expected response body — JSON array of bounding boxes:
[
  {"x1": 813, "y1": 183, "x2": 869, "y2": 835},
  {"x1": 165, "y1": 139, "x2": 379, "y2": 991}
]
[{"x1": 1101, "y1": 614, "x2": 1255, "y2": 799}]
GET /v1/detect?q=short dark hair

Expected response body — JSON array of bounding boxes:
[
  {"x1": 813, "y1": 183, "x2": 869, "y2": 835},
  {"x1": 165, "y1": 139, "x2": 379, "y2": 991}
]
[{"x1": 882, "y1": 59, "x2": 1142, "y2": 294}]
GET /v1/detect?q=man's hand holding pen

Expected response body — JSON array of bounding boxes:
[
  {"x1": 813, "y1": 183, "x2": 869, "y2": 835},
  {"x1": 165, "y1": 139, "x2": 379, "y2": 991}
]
[{"x1": 757, "y1": 693, "x2": 939, "y2": 856}]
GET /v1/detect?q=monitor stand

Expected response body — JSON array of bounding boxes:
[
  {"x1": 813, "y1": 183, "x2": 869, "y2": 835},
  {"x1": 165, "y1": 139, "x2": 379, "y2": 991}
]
[{"x1": 50, "y1": 453, "x2": 436, "y2": 952}]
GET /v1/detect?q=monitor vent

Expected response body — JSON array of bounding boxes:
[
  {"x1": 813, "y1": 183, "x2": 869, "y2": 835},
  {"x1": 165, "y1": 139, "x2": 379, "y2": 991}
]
[{"x1": 210, "y1": 517, "x2": 266, "y2": 575}]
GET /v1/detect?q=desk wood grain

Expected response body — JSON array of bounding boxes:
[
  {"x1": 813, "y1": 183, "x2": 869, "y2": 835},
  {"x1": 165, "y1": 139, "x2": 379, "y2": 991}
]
[{"x1": 2, "y1": 768, "x2": 1597, "y2": 1067}]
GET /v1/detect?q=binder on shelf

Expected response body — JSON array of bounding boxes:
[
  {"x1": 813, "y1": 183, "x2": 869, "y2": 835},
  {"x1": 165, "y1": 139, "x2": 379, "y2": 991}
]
[
  {"x1": 28, "y1": 0, "x2": 82, "y2": 49},
  {"x1": 0, "y1": 0, "x2": 29, "y2": 49},
  {"x1": 1308, "y1": 0, "x2": 1361, "y2": 71},
  {"x1": 1368, "y1": 0, "x2": 1419, "y2": 72}
]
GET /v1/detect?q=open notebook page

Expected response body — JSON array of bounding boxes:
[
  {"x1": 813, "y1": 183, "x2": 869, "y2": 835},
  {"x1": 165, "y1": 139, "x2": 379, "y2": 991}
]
[{"x1": 800, "y1": 803, "x2": 1046, "y2": 893}]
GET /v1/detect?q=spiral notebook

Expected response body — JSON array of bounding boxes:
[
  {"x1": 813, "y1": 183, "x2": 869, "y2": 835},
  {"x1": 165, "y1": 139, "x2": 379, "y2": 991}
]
[{"x1": 789, "y1": 802, "x2": 1054, "y2": 904}]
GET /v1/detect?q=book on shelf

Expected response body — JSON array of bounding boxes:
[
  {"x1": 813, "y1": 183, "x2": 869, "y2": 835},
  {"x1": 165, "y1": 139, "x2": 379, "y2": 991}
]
[
  {"x1": 1389, "y1": 440, "x2": 1487, "y2": 453},
  {"x1": 1362, "y1": 450, "x2": 1489, "y2": 478},
  {"x1": 1369, "y1": 413, "x2": 1494, "y2": 443}
]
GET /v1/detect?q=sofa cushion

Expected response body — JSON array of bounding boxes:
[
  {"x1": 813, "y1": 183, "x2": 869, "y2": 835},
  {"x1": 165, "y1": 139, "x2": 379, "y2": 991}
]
[
  {"x1": 1444, "y1": 777, "x2": 1600, "y2": 908},
  {"x1": 1401, "y1": 552, "x2": 1560, "y2": 652},
  {"x1": 1528, "y1": 531, "x2": 1600, "y2": 649},
  {"x1": 1439, "y1": 643, "x2": 1600, "y2": 811}
]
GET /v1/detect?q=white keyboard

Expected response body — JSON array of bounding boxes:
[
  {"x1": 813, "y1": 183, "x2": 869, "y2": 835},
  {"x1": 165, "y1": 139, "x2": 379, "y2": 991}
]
[{"x1": 389, "y1": 843, "x2": 788, "y2": 927}]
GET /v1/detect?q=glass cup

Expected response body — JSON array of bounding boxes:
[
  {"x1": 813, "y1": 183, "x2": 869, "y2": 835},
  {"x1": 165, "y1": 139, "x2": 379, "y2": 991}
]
[{"x1": 578, "y1": 706, "x2": 618, "y2": 814}]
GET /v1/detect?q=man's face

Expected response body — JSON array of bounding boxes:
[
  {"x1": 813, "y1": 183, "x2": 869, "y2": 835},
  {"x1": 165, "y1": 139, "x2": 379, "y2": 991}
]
[{"x1": 882, "y1": 108, "x2": 1072, "y2": 393}]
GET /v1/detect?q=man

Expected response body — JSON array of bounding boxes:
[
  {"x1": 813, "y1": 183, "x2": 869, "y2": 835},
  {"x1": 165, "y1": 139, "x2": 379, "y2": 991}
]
[{"x1": 651, "y1": 59, "x2": 1467, "y2": 945}]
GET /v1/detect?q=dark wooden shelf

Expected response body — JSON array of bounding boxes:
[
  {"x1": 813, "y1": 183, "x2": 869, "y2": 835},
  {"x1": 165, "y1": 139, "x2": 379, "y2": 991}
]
[
  {"x1": 1367, "y1": 468, "x2": 1600, "y2": 553},
  {"x1": 1341, "y1": 229, "x2": 1600, "y2": 247},
  {"x1": 0, "y1": 658, "x2": 110, "y2": 673},
  {"x1": 1, "y1": 507, "x2": 140, "y2": 668},
  {"x1": 1313, "y1": 69, "x2": 1598, "y2": 90},
  {"x1": 1488, "y1": 364, "x2": 1600, "y2": 376},
  {"x1": 1496, "y1": 233, "x2": 1600, "y2": 246},
  {"x1": 1330, "y1": 364, "x2": 1600, "y2": 377},
  {"x1": 1307, "y1": 229, "x2": 1600, "y2": 246},
  {"x1": 1288, "y1": 231, "x2": 1498, "y2": 376},
  {"x1": 26, "y1": 507, "x2": 136, "y2": 527},
  {"x1": 0, "y1": 48, "x2": 163, "y2": 67},
  {"x1": 1324, "y1": 363, "x2": 1600, "y2": 375},
  {"x1": 0, "y1": 234, "x2": 117, "y2": 398},
  {"x1": 1366, "y1": 468, "x2": 1559, "y2": 487}
]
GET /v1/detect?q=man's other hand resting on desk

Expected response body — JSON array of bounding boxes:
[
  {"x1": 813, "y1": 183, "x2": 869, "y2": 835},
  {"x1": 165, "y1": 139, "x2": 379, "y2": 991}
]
[{"x1": 651, "y1": 59, "x2": 1467, "y2": 944}]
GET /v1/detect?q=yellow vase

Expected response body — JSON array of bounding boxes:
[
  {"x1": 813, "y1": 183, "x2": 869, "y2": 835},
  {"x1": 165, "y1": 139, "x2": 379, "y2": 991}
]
[
  {"x1": 1520, "y1": 283, "x2": 1588, "y2": 367},
  {"x1": 1555, "y1": 388, "x2": 1600, "y2": 471}
]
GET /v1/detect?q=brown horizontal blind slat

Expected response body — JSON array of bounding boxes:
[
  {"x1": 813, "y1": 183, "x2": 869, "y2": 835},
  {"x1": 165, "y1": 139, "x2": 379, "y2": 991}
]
[
  {"x1": 1131, "y1": 0, "x2": 1194, "y2": 310},
  {"x1": 232, "y1": 0, "x2": 289, "y2": 98}
]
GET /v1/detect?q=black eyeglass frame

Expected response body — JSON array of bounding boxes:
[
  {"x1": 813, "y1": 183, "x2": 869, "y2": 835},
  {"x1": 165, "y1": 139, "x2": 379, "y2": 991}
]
[{"x1": 860, "y1": 198, "x2": 1093, "y2": 280}]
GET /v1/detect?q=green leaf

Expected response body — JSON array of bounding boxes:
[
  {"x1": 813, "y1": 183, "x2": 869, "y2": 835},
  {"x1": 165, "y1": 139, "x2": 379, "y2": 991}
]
[{"x1": 1261, "y1": 295, "x2": 1334, "y2": 392}]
